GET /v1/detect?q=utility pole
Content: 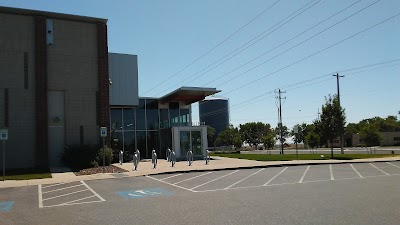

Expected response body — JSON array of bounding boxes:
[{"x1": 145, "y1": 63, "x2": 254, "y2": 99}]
[
  {"x1": 333, "y1": 73, "x2": 344, "y2": 154},
  {"x1": 275, "y1": 89, "x2": 286, "y2": 154},
  {"x1": 317, "y1": 108, "x2": 320, "y2": 121}
]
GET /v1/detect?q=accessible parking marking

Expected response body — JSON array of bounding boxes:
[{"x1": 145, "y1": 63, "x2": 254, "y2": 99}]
[
  {"x1": 38, "y1": 181, "x2": 105, "y2": 208},
  {"x1": 0, "y1": 201, "x2": 14, "y2": 212},
  {"x1": 116, "y1": 188, "x2": 173, "y2": 199}
]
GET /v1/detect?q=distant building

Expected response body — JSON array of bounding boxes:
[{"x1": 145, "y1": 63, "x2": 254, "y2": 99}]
[
  {"x1": 328, "y1": 132, "x2": 400, "y2": 147},
  {"x1": 199, "y1": 98, "x2": 229, "y2": 145}
]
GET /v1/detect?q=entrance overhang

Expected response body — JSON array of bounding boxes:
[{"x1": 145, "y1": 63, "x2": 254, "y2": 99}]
[{"x1": 159, "y1": 87, "x2": 221, "y2": 105}]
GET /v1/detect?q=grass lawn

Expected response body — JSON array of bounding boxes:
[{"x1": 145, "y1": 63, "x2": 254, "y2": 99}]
[
  {"x1": 211, "y1": 153, "x2": 399, "y2": 161},
  {"x1": 0, "y1": 168, "x2": 52, "y2": 181}
]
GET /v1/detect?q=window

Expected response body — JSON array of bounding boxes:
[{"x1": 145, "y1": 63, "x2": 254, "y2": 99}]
[
  {"x1": 136, "y1": 99, "x2": 146, "y2": 130},
  {"x1": 394, "y1": 137, "x2": 400, "y2": 141},
  {"x1": 123, "y1": 108, "x2": 135, "y2": 130},
  {"x1": 146, "y1": 99, "x2": 159, "y2": 130},
  {"x1": 111, "y1": 109, "x2": 122, "y2": 131}
]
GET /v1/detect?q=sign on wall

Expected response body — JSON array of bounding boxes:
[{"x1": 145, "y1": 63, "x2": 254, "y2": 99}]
[
  {"x1": 0, "y1": 129, "x2": 8, "y2": 140},
  {"x1": 100, "y1": 127, "x2": 107, "y2": 137}
]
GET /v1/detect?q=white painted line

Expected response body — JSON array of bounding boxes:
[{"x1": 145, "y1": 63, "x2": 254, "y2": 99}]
[
  {"x1": 42, "y1": 189, "x2": 89, "y2": 201},
  {"x1": 159, "y1": 173, "x2": 182, "y2": 181},
  {"x1": 298, "y1": 166, "x2": 310, "y2": 183},
  {"x1": 190, "y1": 170, "x2": 239, "y2": 190},
  {"x1": 369, "y1": 163, "x2": 390, "y2": 175},
  {"x1": 329, "y1": 165, "x2": 334, "y2": 180},
  {"x1": 41, "y1": 182, "x2": 68, "y2": 189},
  {"x1": 38, "y1": 185, "x2": 43, "y2": 209},
  {"x1": 42, "y1": 184, "x2": 84, "y2": 194},
  {"x1": 225, "y1": 168, "x2": 265, "y2": 189},
  {"x1": 173, "y1": 172, "x2": 212, "y2": 185},
  {"x1": 263, "y1": 167, "x2": 288, "y2": 186},
  {"x1": 81, "y1": 181, "x2": 106, "y2": 202},
  {"x1": 350, "y1": 164, "x2": 364, "y2": 178},
  {"x1": 196, "y1": 174, "x2": 400, "y2": 193},
  {"x1": 59, "y1": 195, "x2": 97, "y2": 205},
  {"x1": 387, "y1": 162, "x2": 400, "y2": 169},
  {"x1": 146, "y1": 175, "x2": 197, "y2": 192},
  {"x1": 42, "y1": 200, "x2": 104, "y2": 208}
]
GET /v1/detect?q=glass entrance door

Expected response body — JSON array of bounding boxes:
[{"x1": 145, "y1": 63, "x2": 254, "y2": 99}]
[
  {"x1": 180, "y1": 131, "x2": 190, "y2": 158},
  {"x1": 191, "y1": 131, "x2": 202, "y2": 156}
]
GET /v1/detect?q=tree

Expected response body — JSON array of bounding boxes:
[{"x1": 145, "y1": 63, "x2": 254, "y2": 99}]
[
  {"x1": 319, "y1": 95, "x2": 346, "y2": 157},
  {"x1": 290, "y1": 123, "x2": 308, "y2": 144},
  {"x1": 262, "y1": 132, "x2": 276, "y2": 150},
  {"x1": 305, "y1": 131, "x2": 320, "y2": 149},
  {"x1": 345, "y1": 123, "x2": 359, "y2": 135},
  {"x1": 215, "y1": 125, "x2": 242, "y2": 149},
  {"x1": 275, "y1": 125, "x2": 289, "y2": 145},
  {"x1": 239, "y1": 122, "x2": 272, "y2": 149},
  {"x1": 359, "y1": 125, "x2": 382, "y2": 147},
  {"x1": 207, "y1": 126, "x2": 216, "y2": 147}
]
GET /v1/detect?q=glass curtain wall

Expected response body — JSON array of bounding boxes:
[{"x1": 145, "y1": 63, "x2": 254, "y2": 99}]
[{"x1": 110, "y1": 98, "x2": 162, "y2": 159}]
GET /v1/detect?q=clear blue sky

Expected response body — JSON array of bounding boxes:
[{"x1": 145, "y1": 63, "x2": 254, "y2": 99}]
[{"x1": 2, "y1": 0, "x2": 399, "y2": 128}]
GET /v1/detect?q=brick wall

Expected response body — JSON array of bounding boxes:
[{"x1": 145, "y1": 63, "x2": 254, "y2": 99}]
[{"x1": 97, "y1": 23, "x2": 110, "y2": 145}]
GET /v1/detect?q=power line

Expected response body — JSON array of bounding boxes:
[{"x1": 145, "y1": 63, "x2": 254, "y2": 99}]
[
  {"x1": 152, "y1": 0, "x2": 322, "y2": 96},
  {"x1": 201, "y1": 0, "x2": 364, "y2": 87},
  {"x1": 142, "y1": 0, "x2": 282, "y2": 95},
  {"x1": 213, "y1": 0, "x2": 383, "y2": 89},
  {"x1": 221, "y1": 11, "x2": 400, "y2": 96}
]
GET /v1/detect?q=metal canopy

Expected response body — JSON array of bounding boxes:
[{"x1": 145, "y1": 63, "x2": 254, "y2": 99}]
[{"x1": 159, "y1": 87, "x2": 221, "y2": 105}]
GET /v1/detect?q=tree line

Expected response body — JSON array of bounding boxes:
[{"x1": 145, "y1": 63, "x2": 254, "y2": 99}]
[{"x1": 209, "y1": 94, "x2": 400, "y2": 155}]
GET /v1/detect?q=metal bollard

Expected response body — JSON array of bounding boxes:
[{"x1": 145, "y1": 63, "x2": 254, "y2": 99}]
[
  {"x1": 205, "y1": 150, "x2": 210, "y2": 165},
  {"x1": 119, "y1": 150, "x2": 123, "y2": 165},
  {"x1": 170, "y1": 151, "x2": 176, "y2": 167},
  {"x1": 136, "y1": 149, "x2": 141, "y2": 164},
  {"x1": 132, "y1": 153, "x2": 138, "y2": 171},
  {"x1": 166, "y1": 148, "x2": 171, "y2": 162},
  {"x1": 187, "y1": 150, "x2": 193, "y2": 166},
  {"x1": 152, "y1": 149, "x2": 157, "y2": 169}
]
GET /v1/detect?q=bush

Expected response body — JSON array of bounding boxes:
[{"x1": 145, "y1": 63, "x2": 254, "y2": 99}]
[
  {"x1": 63, "y1": 145, "x2": 99, "y2": 169},
  {"x1": 97, "y1": 146, "x2": 113, "y2": 166},
  {"x1": 63, "y1": 145, "x2": 114, "y2": 169}
]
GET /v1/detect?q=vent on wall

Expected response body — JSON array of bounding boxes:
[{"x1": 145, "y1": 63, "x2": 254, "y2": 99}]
[{"x1": 46, "y1": 19, "x2": 53, "y2": 45}]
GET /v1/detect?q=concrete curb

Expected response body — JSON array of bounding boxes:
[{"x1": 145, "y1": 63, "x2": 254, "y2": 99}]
[
  {"x1": 137, "y1": 158, "x2": 400, "y2": 176},
  {"x1": 1, "y1": 157, "x2": 399, "y2": 189}
]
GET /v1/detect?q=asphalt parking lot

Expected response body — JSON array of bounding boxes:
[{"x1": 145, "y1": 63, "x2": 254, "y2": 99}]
[{"x1": 1, "y1": 161, "x2": 400, "y2": 225}]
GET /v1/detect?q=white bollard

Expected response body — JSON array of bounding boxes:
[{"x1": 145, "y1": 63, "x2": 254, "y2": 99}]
[
  {"x1": 152, "y1": 149, "x2": 157, "y2": 169},
  {"x1": 119, "y1": 150, "x2": 123, "y2": 165},
  {"x1": 132, "y1": 153, "x2": 138, "y2": 171},
  {"x1": 170, "y1": 151, "x2": 176, "y2": 167},
  {"x1": 187, "y1": 150, "x2": 193, "y2": 166}
]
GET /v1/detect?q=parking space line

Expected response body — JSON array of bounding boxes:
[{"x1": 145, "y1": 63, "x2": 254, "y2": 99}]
[
  {"x1": 42, "y1": 184, "x2": 84, "y2": 194},
  {"x1": 146, "y1": 175, "x2": 196, "y2": 192},
  {"x1": 42, "y1": 200, "x2": 104, "y2": 208},
  {"x1": 225, "y1": 168, "x2": 265, "y2": 189},
  {"x1": 350, "y1": 164, "x2": 364, "y2": 178},
  {"x1": 38, "y1": 185, "x2": 43, "y2": 208},
  {"x1": 81, "y1": 181, "x2": 106, "y2": 202},
  {"x1": 159, "y1": 174, "x2": 182, "y2": 181},
  {"x1": 42, "y1": 189, "x2": 89, "y2": 201},
  {"x1": 190, "y1": 170, "x2": 239, "y2": 190},
  {"x1": 330, "y1": 165, "x2": 334, "y2": 180},
  {"x1": 369, "y1": 163, "x2": 390, "y2": 175},
  {"x1": 387, "y1": 162, "x2": 400, "y2": 169},
  {"x1": 194, "y1": 173, "x2": 400, "y2": 193},
  {"x1": 173, "y1": 172, "x2": 212, "y2": 185},
  {"x1": 263, "y1": 167, "x2": 288, "y2": 186},
  {"x1": 41, "y1": 182, "x2": 68, "y2": 189},
  {"x1": 298, "y1": 166, "x2": 310, "y2": 183}
]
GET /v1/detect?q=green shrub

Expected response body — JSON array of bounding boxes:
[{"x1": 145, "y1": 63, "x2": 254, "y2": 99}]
[
  {"x1": 63, "y1": 145, "x2": 114, "y2": 169},
  {"x1": 62, "y1": 145, "x2": 99, "y2": 169},
  {"x1": 97, "y1": 146, "x2": 113, "y2": 166}
]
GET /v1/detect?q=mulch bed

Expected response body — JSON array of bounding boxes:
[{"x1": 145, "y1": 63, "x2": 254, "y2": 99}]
[{"x1": 74, "y1": 165, "x2": 128, "y2": 176}]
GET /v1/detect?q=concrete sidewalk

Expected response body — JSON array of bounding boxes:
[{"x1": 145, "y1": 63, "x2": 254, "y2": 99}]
[{"x1": 1, "y1": 156, "x2": 400, "y2": 189}]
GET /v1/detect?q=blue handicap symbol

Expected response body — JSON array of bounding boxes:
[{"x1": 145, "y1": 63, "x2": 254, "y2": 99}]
[
  {"x1": 0, "y1": 201, "x2": 14, "y2": 212},
  {"x1": 116, "y1": 188, "x2": 173, "y2": 199}
]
